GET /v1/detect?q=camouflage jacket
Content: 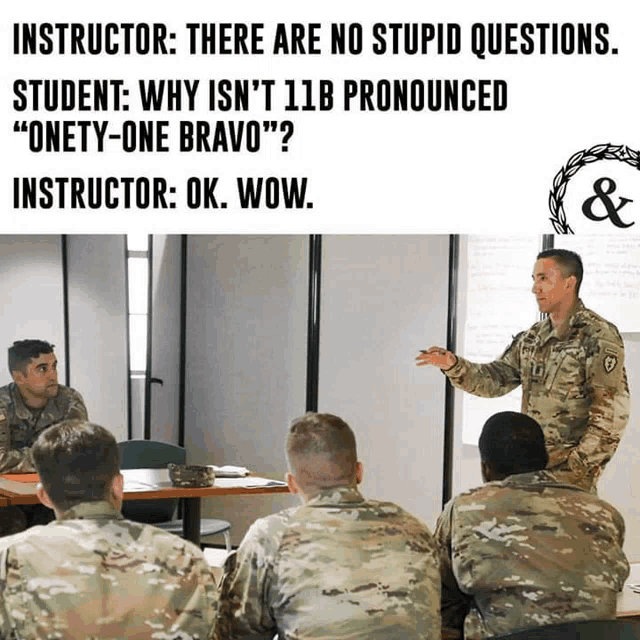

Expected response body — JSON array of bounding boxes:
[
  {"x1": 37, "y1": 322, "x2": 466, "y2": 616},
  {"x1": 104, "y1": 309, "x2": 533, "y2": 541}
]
[
  {"x1": 0, "y1": 383, "x2": 88, "y2": 473},
  {"x1": 215, "y1": 485, "x2": 441, "y2": 640},
  {"x1": 444, "y1": 300, "x2": 630, "y2": 491},
  {"x1": 435, "y1": 470, "x2": 629, "y2": 640},
  {"x1": 0, "y1": 501, "x2": 218, "y2": 639}
]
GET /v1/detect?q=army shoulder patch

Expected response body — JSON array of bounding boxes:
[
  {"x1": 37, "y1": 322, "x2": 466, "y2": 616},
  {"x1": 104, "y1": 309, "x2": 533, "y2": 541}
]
[{"x1": 603, "y1": 352, "x2": 618, "y2": 373}]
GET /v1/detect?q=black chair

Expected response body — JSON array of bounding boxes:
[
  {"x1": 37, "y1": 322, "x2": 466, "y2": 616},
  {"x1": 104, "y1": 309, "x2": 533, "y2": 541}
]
[
  {"x1": 492, "y1": 619, "x2": 640, "y2": 640},
  {"x1": 118, "y1": 439, "x2": 231, "y2": 550}
]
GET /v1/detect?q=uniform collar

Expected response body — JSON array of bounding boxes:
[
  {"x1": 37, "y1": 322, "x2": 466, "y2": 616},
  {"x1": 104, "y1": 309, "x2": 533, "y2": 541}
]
[
  {"x1": 539, "y1": 298, "x2": 585, "y2": 345},
  {"x1": 305, "y1": 485, "x2": 366, "y2": 507},
  {"x1": 10, "y1": 382, "x2": 59, "y2": 421},
  {"x1": 501, "y1": 469, "x2": 585, "y2": 492},
  {"x1": 57, "y1": 500, "x2": 124, "y2": 522}
]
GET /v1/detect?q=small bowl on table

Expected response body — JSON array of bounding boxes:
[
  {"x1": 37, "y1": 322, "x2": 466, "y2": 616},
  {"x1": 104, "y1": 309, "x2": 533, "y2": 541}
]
[{"x1": 168, "y1": 463, "x2": 215, "y2": 488}]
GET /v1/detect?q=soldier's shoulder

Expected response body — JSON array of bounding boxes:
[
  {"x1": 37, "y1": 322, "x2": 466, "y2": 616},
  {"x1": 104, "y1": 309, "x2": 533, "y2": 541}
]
[
  {"x1": 54, "y1": 385, "x2": 88, "y2": 414},
  {"x1": 577, "y1": 306, "x2": 623, "y2": 341},
  {"x1": 0, "y1": 522, "x2": 49, "y2": 554},
  {"x1": 56, "y1": 384, "x2": 84, "y2": 400},
  {"x1": 570, "y1": 490, "x2": 626, "y2": 525},
  {"x1": 0, "y1": 383, "x2": 15, "y2": 406},
  {"x1": 122, "y1": 518, "x2": 210, "y2": 560},
  {"x1": 450, "y1": 483, "x2": 497, "y2": 510},
  {"x1": 375, "y1": 500, "x2": 438, "y2": 552},
  {"x1": 369, "y1": 499, "x2": 433, "y2": 529},
  {"x1": 245, "y1": 506, "x2": 299, "y2": 546}
]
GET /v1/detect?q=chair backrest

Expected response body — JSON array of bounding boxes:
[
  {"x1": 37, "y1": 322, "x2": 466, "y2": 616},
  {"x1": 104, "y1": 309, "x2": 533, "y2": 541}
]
[
  {"x1": 118, "y1": 439, "x2": 186, "y2": 469},
  {"x1": 118, "y1": 440, "x2": 186, "y2": 524},
  {"x1": 492, "y1": 619, "x2": 640, "y2": 640}
]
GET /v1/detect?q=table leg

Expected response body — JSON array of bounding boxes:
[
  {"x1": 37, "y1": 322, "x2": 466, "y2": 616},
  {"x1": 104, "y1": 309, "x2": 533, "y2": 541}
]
[{"x1": 182, "y1": 497, "x2": 201, "y2": 546}]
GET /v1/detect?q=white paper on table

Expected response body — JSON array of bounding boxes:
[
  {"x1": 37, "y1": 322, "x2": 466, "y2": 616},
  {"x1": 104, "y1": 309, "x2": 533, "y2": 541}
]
[
  {"x1": 214, "y1": 477, "x2": 287, "y2": 489},
  {"x1": 212, "y1": 465, "x2": 250, "y2": 477},
  {"x1": 121, "y1": 468, "x2": 171, "y2": 491}
]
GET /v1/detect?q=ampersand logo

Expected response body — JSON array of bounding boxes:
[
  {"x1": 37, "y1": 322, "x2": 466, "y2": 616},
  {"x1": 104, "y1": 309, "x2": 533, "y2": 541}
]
[
  {"x1": 549, "y1": 144, "x2": 640, "y2": 234},
  {"x1": 582, "y1": 177, "x2": 634, "y2": 228}
]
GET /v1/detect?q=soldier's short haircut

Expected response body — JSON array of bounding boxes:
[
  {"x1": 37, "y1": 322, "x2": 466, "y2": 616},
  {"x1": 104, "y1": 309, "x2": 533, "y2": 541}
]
[
  {"x1": 8, "y1": 339, "x2": 55, "y2": 375},
  {"x1": 537, "y1": 248, "x2": 584, "y2": 294},
  {"x1": 32, "y1": 419, "x2": 120, "y2": 512},
  {"x1": 479, "y1": 411, "x2": 548, "y2": 477},
  {"x1": 286, "y1": 413, "x2": 357, "y2": 492}
]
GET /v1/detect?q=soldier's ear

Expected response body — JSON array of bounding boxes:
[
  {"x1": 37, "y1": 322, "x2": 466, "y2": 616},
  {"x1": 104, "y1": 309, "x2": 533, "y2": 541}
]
[
  {"x1": 111, "y1": 473, "x2": 124, "y2": 505},
  {"x1": 355, "y1": 461, "x2": 363, "y2": 484},
  {"x1": 566, "y1": 274, "x2": 577, "y2": 293},
  {"x1": 285, "y1": 472, "x2": 299, "y2": 494},
  {"x1": 36, "y1": 483, "x2": 54, "y2": 510}
]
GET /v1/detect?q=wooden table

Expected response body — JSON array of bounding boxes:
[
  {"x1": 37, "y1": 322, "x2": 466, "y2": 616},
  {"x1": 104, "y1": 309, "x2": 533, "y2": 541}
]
[{"x1": 0, "y1": 474, "x2": 290, "y2": 545}]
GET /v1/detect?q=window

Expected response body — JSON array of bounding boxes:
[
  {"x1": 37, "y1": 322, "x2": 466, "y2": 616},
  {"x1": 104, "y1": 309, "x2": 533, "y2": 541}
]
[{"x1": 126, "y1": 234, "x2": 150, "y2": 438}]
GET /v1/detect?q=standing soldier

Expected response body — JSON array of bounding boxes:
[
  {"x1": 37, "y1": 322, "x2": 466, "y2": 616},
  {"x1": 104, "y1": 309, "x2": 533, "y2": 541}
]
[{"x1": 416, "y1": 249, "x2": 629, "y2": 492}]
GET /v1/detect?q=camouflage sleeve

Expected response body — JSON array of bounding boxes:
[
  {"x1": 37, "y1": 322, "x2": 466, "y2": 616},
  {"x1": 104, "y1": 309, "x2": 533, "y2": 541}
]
[
  {"x1": 183, "y1": 546, "x2": 220, "y2": 639},
  {"x1": 566, "y1": 331, "x2": 630, "y2": 487},
  {"x1": 434, "y1": 500, "x2": 470, "y2": 640},
  {"x1": 0, "y1": 413, "x2": 34, "y2": 474},
  {"x1": 443, "y1": 332, "x2": 523, "y2": 398},
  {"x1": 0, "y1": 548, "x2": 13, "y2": 638},
  {"x1": 214, "y1": 523, "x2": 278, "y2": 640},
  {"x1": 64, "y1": 388, "x2": 89, "y2": 421}
]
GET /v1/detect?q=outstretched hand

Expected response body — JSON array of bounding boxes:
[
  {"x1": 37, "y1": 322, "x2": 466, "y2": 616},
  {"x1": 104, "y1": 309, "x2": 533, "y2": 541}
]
[{"x1": 415, "y1": 346, "x2": 457, "y2": 370}]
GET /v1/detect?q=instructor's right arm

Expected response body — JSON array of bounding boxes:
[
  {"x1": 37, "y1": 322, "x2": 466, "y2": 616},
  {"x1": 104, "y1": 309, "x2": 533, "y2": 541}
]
[{"x1": 416, "y1": 336, "x2": 523, "y2": 398}]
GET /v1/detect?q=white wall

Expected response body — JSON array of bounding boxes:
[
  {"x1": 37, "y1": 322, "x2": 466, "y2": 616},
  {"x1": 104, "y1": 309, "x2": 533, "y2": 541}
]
[
  {"x1": 0, "y1": 236, "x2": 65, "y2": 383},
  {"x1": 184, "y1": 234, "x2": 450, "y2": 540},
  {"x1": 184, "y1": 236, "x2": 307, "y2": 544},
  {"x1": 67, "y1": 236, "x2": 129, "y2": 441},
  {"x1": 318, "y1": 235, "x2": 449, "y2": 529}
]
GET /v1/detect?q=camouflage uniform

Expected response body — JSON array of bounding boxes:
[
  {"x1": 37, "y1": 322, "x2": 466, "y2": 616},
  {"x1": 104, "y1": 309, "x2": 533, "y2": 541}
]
[
  {"x1": 444, "y1": 300, "x2": 629, "y2": 491},
  {"x1": 215, "y1": 485, "x2": 441, "y2": 640},
  {"x1": 0, "y1": 382, "x2": 89, "y2": 537},
  {"x1": 435, "y1": 470, "x2": 629, "y2": 640},
  {"x1": 0, "y1": 382, "x2": 89, "y2": 473},
  {"x1": 0, "y1": 500, "x2": 218, "y2": 639}
]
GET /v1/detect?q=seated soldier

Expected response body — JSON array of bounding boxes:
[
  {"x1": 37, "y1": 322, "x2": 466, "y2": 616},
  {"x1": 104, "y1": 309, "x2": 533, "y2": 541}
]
[
  {"x1": 435, "y1": 411, "x2": 629, "y2": 640},
  {"x1": 0, "y1": 339, "x2": 89, "y2": 536},
  {"x1": 215, "y1": 412, "x2": 441, "y2": 640},
  {"x1": 0, "y1": 420, "x2": 218, "y2": 639}
]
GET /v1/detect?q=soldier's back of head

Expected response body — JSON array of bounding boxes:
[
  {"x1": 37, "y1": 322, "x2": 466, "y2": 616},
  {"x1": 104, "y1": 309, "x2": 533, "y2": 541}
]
[
  {"x1": 0, "y1": 420, "x2": 218, "y2": 639},
  {"x1": 437, "y1": 411, "x2": 629, "y2": 640},
  {"x1": 216, "y1": 413, "x2": 442, "y2": 640}
]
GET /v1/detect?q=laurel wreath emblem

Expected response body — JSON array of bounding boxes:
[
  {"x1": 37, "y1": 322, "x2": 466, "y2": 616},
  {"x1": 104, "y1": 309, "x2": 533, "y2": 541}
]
[{"x1": 549, "y1": 143, "x2": 640, "y2": 234}]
